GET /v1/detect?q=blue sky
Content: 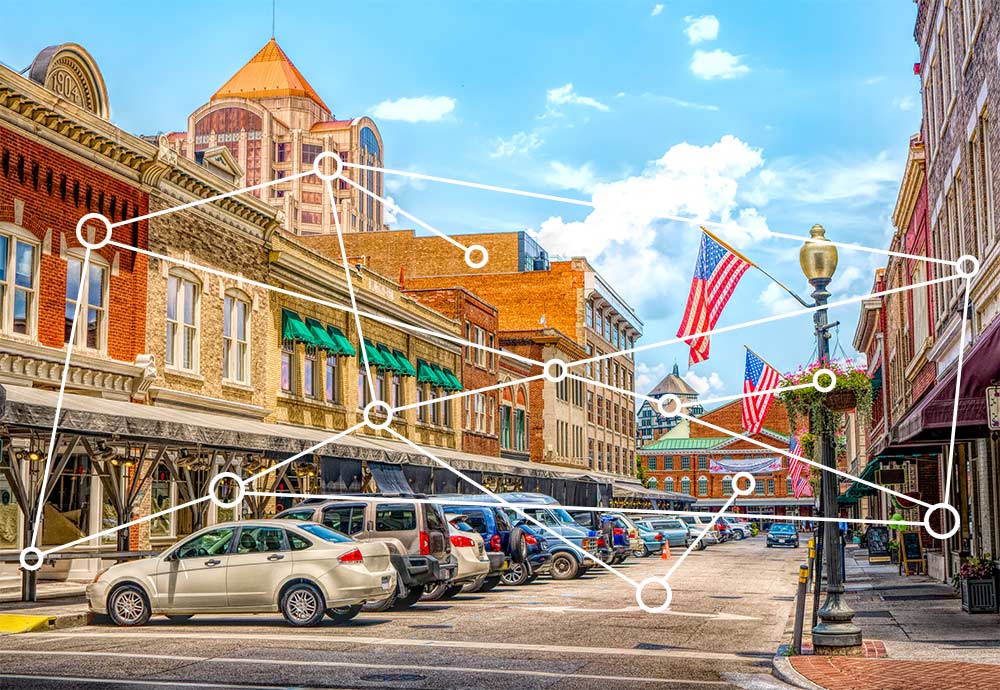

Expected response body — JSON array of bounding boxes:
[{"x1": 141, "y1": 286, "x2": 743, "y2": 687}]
[{"x1": 3, "y1": 1, "x2": 922, "y2": 400}]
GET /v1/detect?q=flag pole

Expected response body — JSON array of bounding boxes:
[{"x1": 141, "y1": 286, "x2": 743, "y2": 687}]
[{"x1": 700, "y1": 226, "x2": 813, "y2": 309}]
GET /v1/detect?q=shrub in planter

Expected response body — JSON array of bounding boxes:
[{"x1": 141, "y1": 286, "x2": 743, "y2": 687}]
[{"x1": 951, "y1": 554, "x2": 998, "y2": 614}]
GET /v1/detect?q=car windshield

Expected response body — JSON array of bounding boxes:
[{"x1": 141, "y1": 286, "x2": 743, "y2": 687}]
[
  {"x1": 770, "y1": 524, "x2": 796, "y2": 534},
  {"x1": 298, "y1": 523, "x2": 352, "y2": 543},
  {"x1": 551, "y1": 508, "x2": 575, "y2": 524}
]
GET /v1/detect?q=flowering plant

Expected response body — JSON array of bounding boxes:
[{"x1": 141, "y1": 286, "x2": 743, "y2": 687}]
[
  {"x1": 951, "y1": 554, "x2": 996, "y2": 588},
  {"x1": 778, "y1": 358, "x2": 874, "y2": 433}
]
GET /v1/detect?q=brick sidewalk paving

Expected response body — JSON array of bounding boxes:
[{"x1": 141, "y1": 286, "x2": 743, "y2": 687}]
[{"x1": 790, "y1": 657, "x2": 1000, "y2": 690}]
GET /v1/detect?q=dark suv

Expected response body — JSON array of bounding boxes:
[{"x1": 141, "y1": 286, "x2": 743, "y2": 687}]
[
  {"x1": 436, "y1": 497, "x2": 551, "y2": 590},
  {"x1": 276, "y1": 496, "x2": 457, "y2": 611}
]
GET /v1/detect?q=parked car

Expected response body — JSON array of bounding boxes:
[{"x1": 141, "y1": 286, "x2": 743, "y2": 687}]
[
  {"x1": 423, "y1": 515, "x2": 490, "y2": 601},
  {"x1": 631, "y1": 522, "x2": 666, "y2": 557},
  {"x1": 766, "y1": 523, "x2": 800, "y2": 548},
  {"x1": 275, "y1": 496, "x2": 457, "y2": 612},
  {"x1": 602, "y1": 513, "x2": 643, "y2": 563},
  {"x1": 88, "y1": 520, "x2": 397, "y2": 627},
  {"x1": 499, "y1": 521, "x2": 550, "y2": 586},
  {"x1": 434, "y1": 497, "x2": 519, "y2": 592},
  {"x1": 719, "y1": 516, "x2": 753, "y2": 540},
  {"x1": 636, "y1": 518, "x2": 695, "y2": 551},
  {"x1": 679, "y1": 514, "x2": 724, "y2": 545},
  {"x1": 569, "y1": 511, "x2": 622, "y2": 563}
]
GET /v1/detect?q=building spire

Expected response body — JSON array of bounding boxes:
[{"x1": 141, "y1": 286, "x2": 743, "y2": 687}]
[{"x1": 271, "y1": 0, "x2": 276, "y2": 39}]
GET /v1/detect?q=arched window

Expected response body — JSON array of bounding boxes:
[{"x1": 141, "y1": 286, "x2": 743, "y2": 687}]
[
  {"x1": 646, "y1": 477, "x2": 658, "y2": 489},
  {"x1": 514, "y1": 386, "x2": 528, "y2": 451},
  {"x1": 680, "y1": 476, "x2": 691, "y2": 495},
  {"x1": 166, "y1": 268, "x2": 201, "y2": 372},
  {"x1": 697, "y1": 475, "x2": 708, "y2": 496},
  {"x1": 722, "y1": 476, "x2": 733, "y2": 496},
  {"x1": 664, "y1": 477, "x2": 675, "y2": 492},
  {"x1": 223, "y1": 288, "x2": 250, "y2": 384}
]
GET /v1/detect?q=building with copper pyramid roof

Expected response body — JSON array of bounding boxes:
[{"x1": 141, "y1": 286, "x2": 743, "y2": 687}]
[
  {"x1": 165, "y1": 38, "x2": 386, "y2": 235},
  {"x1": 636, "y1": 363, "x2": 704, "y2": 446}
]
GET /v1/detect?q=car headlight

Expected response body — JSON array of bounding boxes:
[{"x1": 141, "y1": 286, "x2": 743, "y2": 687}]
[{"x1": 92, "y1": 568, "x2": 109, "y2": 584}]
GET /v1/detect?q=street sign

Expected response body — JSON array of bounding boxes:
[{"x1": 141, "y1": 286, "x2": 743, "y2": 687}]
[{"x1": 987, "y1": 385, "x2": 1000, "y2": 430}]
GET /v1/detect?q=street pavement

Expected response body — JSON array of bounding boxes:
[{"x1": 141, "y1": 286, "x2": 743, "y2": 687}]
[{"x1": 0, "y1": 538, "x2": 806, "y2": 689}]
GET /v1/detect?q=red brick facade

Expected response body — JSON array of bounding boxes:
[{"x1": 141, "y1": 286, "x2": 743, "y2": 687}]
[{"x1": 0, "y1": 126, "x2": 148, "y2": 363}]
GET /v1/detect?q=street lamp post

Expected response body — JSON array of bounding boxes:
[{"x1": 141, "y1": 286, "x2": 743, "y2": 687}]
[{"x1": 800, "y1": 224, "x2": 862, "y2": 653}]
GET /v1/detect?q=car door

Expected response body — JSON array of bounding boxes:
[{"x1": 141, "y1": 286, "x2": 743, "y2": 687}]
[
  {"x1": 224, "y1": 525, "x2": 293, "y2": 609},
  {"x1": 153, "y1": 526, "x2": 236, "y2": 611},
  {"x1": 321, "y1": 503, "x2": 366, "y2": 537}
]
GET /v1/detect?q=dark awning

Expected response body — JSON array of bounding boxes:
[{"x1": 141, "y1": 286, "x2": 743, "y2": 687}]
[
  {"x1": 369, "y1": 461, "x2": 413, "y2": 494},
  {"x1": 897, "y1": 316, "x2": 1000, "y2": 441}
]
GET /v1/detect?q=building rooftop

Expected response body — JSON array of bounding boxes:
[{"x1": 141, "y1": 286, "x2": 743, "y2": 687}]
[
  {"x1": 212, "y1": 38, "x2": 330, "y2": 113},
  {"x1": 647, "y1": 363, "x2": 699, "y2": 398}
]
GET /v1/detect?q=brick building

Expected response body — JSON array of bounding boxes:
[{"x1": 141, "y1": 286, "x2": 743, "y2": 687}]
[
  {"x1": 402, "y1": 286, "x2": 502, "y2": 457},
  {"x1": 312, "y1": 229, "x2": 643, "y2": 478},
  {"x1": 637, "y1": 399, "x2": 814, "y2": 518},
  {"x1": 165, "y1": 38, "x2": 386, "y2": 235}
]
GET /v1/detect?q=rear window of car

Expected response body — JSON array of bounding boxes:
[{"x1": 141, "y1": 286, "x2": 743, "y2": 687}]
[
  {"x1": 276, "y1": 509, "x2": 315, "y2": 522},
  {"x1": 322, "y1": 505, "x2": 365, "y2": 534},
  {"x1": 299, "y1": 523, "x2": 353, "y2": 543},
  {"x1": 458, "y1": 511, "x2": 489, "y2": 535},
  {"x1": 661, "y1": 519, "x2": 685, "y2": 529},
  {"x1": 375, "y1": 504, "x2": 417, "y2": 531},
  {"x1": 680, "y1": 516, "x2": 696, "y2": 525}
]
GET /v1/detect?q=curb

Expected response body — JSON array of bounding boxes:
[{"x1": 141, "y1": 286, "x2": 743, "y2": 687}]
[
  {"x1": 772, "y1": 646, "x2": 827, "y2": 690},
  {"x1": 0, "y1": 610, "x2": 91, "y2": 634}
]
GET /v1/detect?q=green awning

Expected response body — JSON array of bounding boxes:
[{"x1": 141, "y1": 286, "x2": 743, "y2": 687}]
[
  {"x1": 360, "y1": 339, "x2": 388, "y2": 369},
  {"x1": 440, "y1": 367, "x2": 463, "y2": 391},
  {"x1": 842, "y1": 458, "x2": 880, "y2": 501},
  {"x1": 326, "y1": 326, "x2": 356, "y2": 356},
  {"x1": 282, "y1": 309, "x2": 318, "y2": 346},
  {"x1": 305, "y1": 318, "x2": 339, "y2": 352},
  {"x1": 417, "y1": 358, "x2": 444, "y2": 386},
  {"x1": 392, "y1": 349, "x2": 417, "y2": 377},
  {"x1": 376, "y1": 344, "x2": 406, "y2": 374}
]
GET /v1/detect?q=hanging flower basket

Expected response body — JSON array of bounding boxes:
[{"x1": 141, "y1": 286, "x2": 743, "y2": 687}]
[
  {"x1": 825, "y1": 389, "x2": 857, "y2": 412},
  {"x1": 778, "y1": 358, "x2": 874, "y2": 432}
]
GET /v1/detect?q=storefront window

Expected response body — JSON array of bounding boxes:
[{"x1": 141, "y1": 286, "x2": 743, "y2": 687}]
[
  {"x1": 150, "y1": 464, "x2": 174, "y2": 538},
  {"x1": 0, "y1": 472, "x2": 20, "y2": 549}
]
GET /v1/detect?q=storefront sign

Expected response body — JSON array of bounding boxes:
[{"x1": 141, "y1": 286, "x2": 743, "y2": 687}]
[
  {"x1": 866, "y1": 525, "x2": 891, "y2": 564},
  {"x1": 987, "y1": 385, "x2": 1000, "y2": 429},
  {"x1": 709, "y1": 455, "x2": 782, "y2": 474}
]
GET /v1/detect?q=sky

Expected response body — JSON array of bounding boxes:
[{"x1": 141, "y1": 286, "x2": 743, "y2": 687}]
[{"x1": 2, "y1": 1, "x2": 922, "y2": 403}]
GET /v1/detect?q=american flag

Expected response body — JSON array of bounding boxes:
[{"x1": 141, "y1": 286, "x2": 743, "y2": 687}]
[
  {"x1": 788, "y1": 433, "x2": 812, "y2": 498},
  {"x1": 742, "y1": 348, "x2": 780, "y2": 435},
  {"x1": 676, "y1": 230, "x2": 751, "y2": 365}
]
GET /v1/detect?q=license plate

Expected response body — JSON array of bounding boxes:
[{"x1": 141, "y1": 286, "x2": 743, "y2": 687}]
[{"x1": 380, "y1": 576, "x2": 392, "y2": 591}]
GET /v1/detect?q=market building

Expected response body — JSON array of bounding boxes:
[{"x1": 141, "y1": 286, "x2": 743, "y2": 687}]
[
  {"x1": 637, "y1": 399, "x2": 814, "y2": 518},
  {"x1": 636, "y1": 363, "x2": 703, "y2": 445},
  {"x1": 165, "y1": 38, "x2": 386, "y2": 235},
  {"x1": 312, "y1": 229, "x2": 643, "y2": 478}
]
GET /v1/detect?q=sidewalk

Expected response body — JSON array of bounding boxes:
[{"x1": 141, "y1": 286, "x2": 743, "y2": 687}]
[
  {"x1": 0, "y1": 577, "x2": 92, "y2": 634},
  {"x1": 776, "y1": 545, "x2": 1000, "y2": 690}
]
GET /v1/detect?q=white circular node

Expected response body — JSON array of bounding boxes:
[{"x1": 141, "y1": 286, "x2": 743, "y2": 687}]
[
  {"x1": 464, "y1": 244, "x2": 489, "y2": 269},
  {"x1": 656, "y1": 394, "x2": 682, "y2": 418},
  {"x1": 75, "y1": 213, "x2": 113, "y2": 250},
  {"x1": 313, "y1": 151, "x2": 343, "y2": 181},
  {"x1": 208, "y1": 472, "x2": 246, "y2": 510},
  {"x1": 363, "y1": 400, "x2": 394, "y2": 431},
  {"x1": 813, "y1": 368, "x2": 836, "y2": 393},
  {"x1": 956, "y1": 254, "x2": 980, "y2": 279},
  {"x1": 19, "y1": 546, "x2": 44, "y2": 572},
  {"x1": 923, "y1": 502, "x2": 960, "y2": 540},
  {"x1": 635, "y1": 576, "x2": 673, "y2": 614},
  {"x1": 732, "y1": 472, "x2": 756, "y2": 497},
  {"x1": 543, "y1": 358, "x2": 568, "y2": 383}
]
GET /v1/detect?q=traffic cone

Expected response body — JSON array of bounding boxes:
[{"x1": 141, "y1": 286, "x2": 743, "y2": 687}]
[{"x1": 660, "y1": 542, "x2": 671, "y2": 560}]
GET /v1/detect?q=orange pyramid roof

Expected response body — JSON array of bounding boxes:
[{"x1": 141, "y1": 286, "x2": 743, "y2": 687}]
[{"x1": 212, "y1": 38, "x2": 329, "y2": 113}]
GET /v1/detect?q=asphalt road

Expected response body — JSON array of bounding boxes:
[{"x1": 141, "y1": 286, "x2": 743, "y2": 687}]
[{"x1": 0, "y1": 537, "x2": 806, "y2": 690}]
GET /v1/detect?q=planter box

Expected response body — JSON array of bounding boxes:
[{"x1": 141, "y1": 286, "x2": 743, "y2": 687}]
[{"x1": 960, "y1": 577, "x2": 998, "y2": 614}]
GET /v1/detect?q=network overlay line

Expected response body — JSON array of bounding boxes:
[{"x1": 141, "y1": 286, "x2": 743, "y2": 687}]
[
  {"x1": 665, "y1": 493, "x2": 739, "y2": 581},
  {"x1": 943, "y1": 276, "x2": 972, "y2": 501}
]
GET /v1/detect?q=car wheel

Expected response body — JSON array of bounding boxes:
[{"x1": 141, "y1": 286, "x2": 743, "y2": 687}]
[
  {"x1": 422, "y1": 583, "x2": 463, "y2": 601},
  {"x1": 550, "y1": 553, "x2": 580, "y2": 580},
  {"x1": 633, "y1": 545, "x2": 649, "y2": 558},
  {"x1": 390, "y1": 585, "x2": 424, "y2": 611},
  {"x1": 325, "y1": 604, "x2": 362, "y2": 624},
  {"x1": 697, "y1": 540, "x2": 707, "y2": 551},
  {"x1": 362, "y1": 588, "x2": 397, "y2": 612},
  {"x1": 280, "y1": 582, "x2": 326, "y2": 627},
  {"x1": 501, "y1": 563, "x2": 530, "y2": 586},
  {"x1": 734, "y1": 531, "x2": 745, "y2": 541},
  {"x1": 164, "y1": 614, "x2": 193, "y2": 623},
  {"x1": 108, "y1": 584, "x2": 150, "y2": 627},
  {"x1": 477, "y1": 576, "x2": 502, "y2": 592}
]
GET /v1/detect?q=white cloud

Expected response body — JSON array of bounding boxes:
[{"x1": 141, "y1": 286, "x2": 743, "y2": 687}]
[
  {"x1": 642, "y1": 93, "x2": 720, "y2": 111},
  {"x1": 383, "y1": 195, "x2": 399, "y2": 226},
  {"x1": 490, "y1": 131, "x2": 544, "y2": 158},
  {"x1": 547, "y1": 83, "x2": 609, "y2": 112},
  {"x1": 651, "y1": 3, "x2": 664, "y2": 16},
  {"x1": 370, "y1": 96, "x2": 456, "y2": 122},
  {"x1": 894, "y1": 95, "x2": 916, "y2": 111},
  {"x1": 690, "y1": 49, "x2": 750, "y2": 80},
  {"x1": 543, "y1": 161, "x2": 600, "y2": 193},
  {"x1": 758, "y1": 282, "x2": 805, "y2": 316},
  {"x1": 528, "y1": 135, "x2": 767, "y2": 317},
  {"x1": 746, "y1": 151, "x2": 900, "y2": 206},
  {"x1": 635, "y1": 362, "x2": 668, "y2": 394},
  {"x1": 684, "y1": 15, "x2": 720, "y2": 44},
  {"x1": 683, "y1": 370, "x2": 725, "y2": 395},
  {"x1": 863, "y1": 75, "x2": 887, "y2": 86}
]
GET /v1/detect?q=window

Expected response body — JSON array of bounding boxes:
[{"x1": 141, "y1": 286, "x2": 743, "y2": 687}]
[
  {"x1": 304, "y1": 349, "x2": 318, "y2": 398},
  {"x1": 0, "y1": 231, "x2": 37, "y2": 336},
  {"x1": 697, "y1": 456, "x2": 708, "y2": 470},
  {"x1": 235, "y1": 526, "x2": 285, "y2": 554},
  {"x1": 514, "y1": 387, "x2": 527, "y2": 451},
  {"x1": 680, "y1": 477, "x2": 691, "y2": 494},
  {"x1": 288, "y1": 532, "x2": 312, "y2": 550},
  {"x1": 472, "y1": 326, "x2": 486, "y2": 367},
  {"x1": 281, "y1": 340, "x2": 294, "y2": 392},
  {"x1": 149, "y1": 464, "x2": 174, "y2": 538},
  {"x1": 166, "y1": 271, "x2": 199, "y2": 371},
  {"x1": 465, "y1": 323, "x2": 473, "y2": 362},
  {"x1": 697, "y1": 476, "x2": 708, "y2": 496},
  {"x1": 647, "y1": 456, "x2": 657, "y2": 470},
  {"x1": 175, "y1": 527, "x2": 235, "y2": 559},
  {"x1": 767, "y1": 479, "x2": 775, "y2": 495},
  {"x1": 417, "y1": 383, "x2": 428, "y2": 423},
  {"x1": 911, "y1": 263, "x2": 929, "y2": 350},
  {"x1": 223, "y1": 291, "x2": 249, "y2": 383},
  {"x1": 326, "y1": 355, "x2": 339, "y2": 403},
  {"x1": 722, "y1": 476, "x2": 733, "y2": 496},
  {"x1": 786, "y1": 477, "x2": 793, "y2": 495},
  {"x1": 375, "y1": 504, "x2": 417, "y2": 531},
  {"x1": 392, "y1": 374, "x2": 402, "y2": 408},
  {"x1": 301, "y1": 143, "x2": 322, "y2": 164},
  {"x1": 322, "y1": 505, "x2": 364, "y2": 534},
  {"x1": 680, "y1": 456, "x2": 691, "y2": 471},
  {"x1": 755, "y1": 479, "x2": 765, "y2": 495},
  {"x1": 359, "y1": 368, "x2": 371, "y2": 408},
  {"x1": 65, "y1": 256, "x2": 107, "y2": 350},
  {"x1": 664, "y1": 477, "x2": 675, "y2": 492},
  {"x1": 274, "y1": 142, "x2": 290, "y2": 162},
  {"x1": 971, "y1": 108, "x2": 995, "y2": 256},
  {"x1": 586, "y1": 301, "x2": 593, "y2": 327}
]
